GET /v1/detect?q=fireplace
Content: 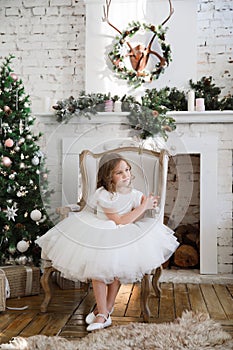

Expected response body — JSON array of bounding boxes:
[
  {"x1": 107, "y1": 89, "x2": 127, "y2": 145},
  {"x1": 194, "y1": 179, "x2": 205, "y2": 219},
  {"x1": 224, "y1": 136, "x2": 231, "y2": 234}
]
[{"x1": 36, "y1": 110, "x2": 233, "y2": 275}]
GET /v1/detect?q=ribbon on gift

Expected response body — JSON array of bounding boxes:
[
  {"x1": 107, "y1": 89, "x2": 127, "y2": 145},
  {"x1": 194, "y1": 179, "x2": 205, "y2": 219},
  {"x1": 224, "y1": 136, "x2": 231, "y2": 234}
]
[{"x1": 24, "y1": 266, "x2": 33, "y2": 296}]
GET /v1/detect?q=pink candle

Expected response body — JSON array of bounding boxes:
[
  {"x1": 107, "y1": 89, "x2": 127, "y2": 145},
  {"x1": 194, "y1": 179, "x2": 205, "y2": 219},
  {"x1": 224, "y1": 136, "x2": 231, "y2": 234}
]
[
  {"x1": 104, "y1": 100, "x2": 113, "y2": 112},
  {"x1": 195, "y1": 98, "x2": 205, "y2": 112}
]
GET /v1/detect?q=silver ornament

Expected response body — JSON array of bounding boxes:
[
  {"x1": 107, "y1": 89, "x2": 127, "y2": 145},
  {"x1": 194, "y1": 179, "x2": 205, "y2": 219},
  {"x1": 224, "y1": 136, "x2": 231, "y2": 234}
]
[
  {"x1": 31, "y1": 156, "x2": 39, "y2": 166},
  {"x1": 17, "y1": 240, "x2": 29, "y2": 253},
  {"x1": 18, "y1": 255, "x2": 28, "y2": 265},
  {"x1": 30, "y1": 209, "x2": 42, "y2": 221}
]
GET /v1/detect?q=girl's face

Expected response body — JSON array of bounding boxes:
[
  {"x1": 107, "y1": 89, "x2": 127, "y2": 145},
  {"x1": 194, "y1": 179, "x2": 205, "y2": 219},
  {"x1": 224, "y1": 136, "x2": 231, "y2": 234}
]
[{"x1": 112, "y1": 160, "x2": 131, "y2": 189}]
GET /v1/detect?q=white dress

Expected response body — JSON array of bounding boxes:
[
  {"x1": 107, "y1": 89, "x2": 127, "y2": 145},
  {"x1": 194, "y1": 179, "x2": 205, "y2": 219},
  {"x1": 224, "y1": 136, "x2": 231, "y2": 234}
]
[{"x1": 36, "y1": 187, "x2": 179, "y2": 284}]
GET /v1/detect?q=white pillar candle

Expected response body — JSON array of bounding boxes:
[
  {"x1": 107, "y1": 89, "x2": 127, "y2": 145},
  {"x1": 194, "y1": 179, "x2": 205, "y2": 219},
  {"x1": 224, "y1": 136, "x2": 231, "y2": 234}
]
[
  {"x1": 187, "y1": 90, "x2": 195, "y2": 111},
  {"x1": 114, "y1": 101, "x2": 122, "y2": 113},
  {"x1": 195, "y1": 98, "x2": 205, "y2": 112}
]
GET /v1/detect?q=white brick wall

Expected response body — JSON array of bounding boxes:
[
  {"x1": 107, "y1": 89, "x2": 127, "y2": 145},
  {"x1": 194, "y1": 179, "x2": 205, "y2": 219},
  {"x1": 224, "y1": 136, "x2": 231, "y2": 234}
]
[
  {"x1": 197, "y1": 0, "x2": 233, "y2": 95},
  {"x1": 0, "y1": 0, "x2": 232, "y2": 111},
  {"x1": 0, "y1": 0, "x2": 86, "y2": 111}
]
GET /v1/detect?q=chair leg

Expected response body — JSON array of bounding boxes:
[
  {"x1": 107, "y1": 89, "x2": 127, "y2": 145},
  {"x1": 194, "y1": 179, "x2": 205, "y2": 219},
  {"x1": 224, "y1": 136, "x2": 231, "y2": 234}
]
[
  {"x1": 152, "y1": 266, "x2": 162, "y2": 297},
  {"x1": 140, "y1": 274, "x2": 150, "y2": 323},
  {"x1": 40, "y1": 266, "x2": 56, "y2": 313}
]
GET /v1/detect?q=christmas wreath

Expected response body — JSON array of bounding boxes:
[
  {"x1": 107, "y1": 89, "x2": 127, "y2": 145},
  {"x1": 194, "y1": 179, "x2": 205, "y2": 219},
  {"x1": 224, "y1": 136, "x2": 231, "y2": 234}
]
[{"x1": 108, "y1": 21, "x2": 172, "y2": 88}]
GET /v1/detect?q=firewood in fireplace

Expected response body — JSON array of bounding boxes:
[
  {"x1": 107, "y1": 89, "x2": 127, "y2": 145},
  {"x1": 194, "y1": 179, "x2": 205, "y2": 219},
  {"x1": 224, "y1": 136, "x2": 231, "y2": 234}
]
[{"x1": 173, "y1": 244, "x2": 199, "y2": 268}]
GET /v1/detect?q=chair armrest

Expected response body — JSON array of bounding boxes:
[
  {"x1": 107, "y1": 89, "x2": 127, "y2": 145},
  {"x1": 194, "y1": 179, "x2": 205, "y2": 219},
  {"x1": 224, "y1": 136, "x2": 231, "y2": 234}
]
[{"x1": 56, "y1": 204, "x2": 81, "y2": 220}]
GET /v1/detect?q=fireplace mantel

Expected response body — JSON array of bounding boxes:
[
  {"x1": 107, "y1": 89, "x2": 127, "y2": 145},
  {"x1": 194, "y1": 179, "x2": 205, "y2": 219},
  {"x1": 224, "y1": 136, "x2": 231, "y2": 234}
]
[
  {"x1": 36, "y1": 110, "x2": 233, "y2": 124},
  {"x1": 35, "y1": 110, "x2": 233, "y2": 275}
]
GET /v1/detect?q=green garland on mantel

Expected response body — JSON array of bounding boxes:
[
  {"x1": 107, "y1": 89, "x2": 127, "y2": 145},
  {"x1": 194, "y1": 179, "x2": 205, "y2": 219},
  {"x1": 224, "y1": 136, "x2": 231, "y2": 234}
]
[
  {"x1": 53, "y1": 77, "x2": 233, "y2": 140},
  {"x1": 53, "y1": 90, "x2": 176, "y2": 140}
]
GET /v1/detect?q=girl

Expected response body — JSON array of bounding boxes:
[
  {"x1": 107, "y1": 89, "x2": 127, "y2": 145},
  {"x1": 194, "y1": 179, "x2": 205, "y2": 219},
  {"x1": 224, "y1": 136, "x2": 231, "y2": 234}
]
[{"x1": 36, "y1": 153, "x2": 179, "y2": 332}]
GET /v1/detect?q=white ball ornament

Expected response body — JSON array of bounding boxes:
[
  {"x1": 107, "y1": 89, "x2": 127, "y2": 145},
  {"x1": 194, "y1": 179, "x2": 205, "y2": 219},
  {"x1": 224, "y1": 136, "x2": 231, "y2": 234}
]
[
  {"x1": 17, "y1": 240, "x2": 30, "y2": 253},
  {"x1": 32, "y1": 156, "x2": 39, "y2": 166},
  {"x1": 18, "y1": 137, "x2": 25, "y2": 145},
  {"x1": 30, "y1": 209, "x2": 42, "y2": 221}
]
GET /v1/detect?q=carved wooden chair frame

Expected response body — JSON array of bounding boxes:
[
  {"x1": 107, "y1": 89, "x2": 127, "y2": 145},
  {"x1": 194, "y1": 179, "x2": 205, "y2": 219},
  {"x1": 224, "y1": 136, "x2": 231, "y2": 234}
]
[{"x1": 40, "y1": 146, "x2": 169, "y2": 322}]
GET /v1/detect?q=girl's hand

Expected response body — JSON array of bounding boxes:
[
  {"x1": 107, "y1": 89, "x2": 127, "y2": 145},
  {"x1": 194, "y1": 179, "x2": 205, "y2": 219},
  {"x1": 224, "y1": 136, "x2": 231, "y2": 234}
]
[{"x1": 141, "y1": 195, "x2": 159, "y2": 211}]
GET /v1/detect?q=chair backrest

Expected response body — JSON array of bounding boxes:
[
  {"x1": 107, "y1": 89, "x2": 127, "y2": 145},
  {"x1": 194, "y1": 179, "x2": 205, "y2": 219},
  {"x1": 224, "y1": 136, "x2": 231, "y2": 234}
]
[{"x1": 79, "y1": 147, "x2": 169, "y2": 223}]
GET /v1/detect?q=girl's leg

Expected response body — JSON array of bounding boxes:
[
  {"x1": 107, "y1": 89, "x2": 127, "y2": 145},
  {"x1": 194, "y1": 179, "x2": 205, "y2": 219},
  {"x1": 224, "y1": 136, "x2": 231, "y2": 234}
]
[
  {"x1": 106, "y1": 278, "x2": 121, "y2": 312},
  {"x1": 92, "y1": 279, "x2": 108, "y2": 323}
]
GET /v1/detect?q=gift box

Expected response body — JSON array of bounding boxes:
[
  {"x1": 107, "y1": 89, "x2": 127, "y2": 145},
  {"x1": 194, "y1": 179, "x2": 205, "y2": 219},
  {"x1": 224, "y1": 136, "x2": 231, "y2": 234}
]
[
  {"x1": 0, "y1": 265, "x2": 40, "y2": 299},
  {"x1": 52, "y1": 271, "x2": 82, "y2": 290},
  {"x1": 0, "y1": 270, "x2": 6, "y2": 311}
]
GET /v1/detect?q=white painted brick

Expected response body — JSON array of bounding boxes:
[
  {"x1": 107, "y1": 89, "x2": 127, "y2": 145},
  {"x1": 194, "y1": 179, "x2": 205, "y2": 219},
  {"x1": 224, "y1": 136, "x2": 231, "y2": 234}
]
[
  {"x1": 32, "y1": 7, "x2": 46, "y2": 16},
  {"x1": 218, "y1": 263, "x2": 232, "y2": 274},
  {"x1": 45, "y1": 7, "x2": 59, "y2": 16},
  {"x1": 218, "y1": 246, "x2": 233, "y2": 264},
  {"x1": 50, "y1": 0, "x2": 72, "y2": 6},
  {"x1": 218, "y1": 231, "x2": 232, "y2": 246},
  {"x1": 23, "y1": 0, "x2": 49, "y2": 7},
  {"x1": 5, "y1": 7, "x2": 20, "y2": 16}
]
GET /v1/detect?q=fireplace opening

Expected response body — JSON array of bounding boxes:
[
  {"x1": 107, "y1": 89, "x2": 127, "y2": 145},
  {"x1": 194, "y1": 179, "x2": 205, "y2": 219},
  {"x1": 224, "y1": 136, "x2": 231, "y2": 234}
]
[{"x1": 165, "y1": 154, "x2": 200, "y2": 269}]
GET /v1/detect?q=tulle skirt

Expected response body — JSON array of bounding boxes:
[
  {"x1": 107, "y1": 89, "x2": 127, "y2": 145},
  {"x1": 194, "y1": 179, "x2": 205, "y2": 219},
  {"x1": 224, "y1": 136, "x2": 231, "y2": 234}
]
[{"x1": 36, "y1": 210, "x2": 179, "y2": 284}]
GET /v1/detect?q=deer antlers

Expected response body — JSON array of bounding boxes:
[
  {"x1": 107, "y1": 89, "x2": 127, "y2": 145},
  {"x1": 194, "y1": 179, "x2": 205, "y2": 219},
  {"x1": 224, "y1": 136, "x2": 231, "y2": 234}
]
[
  {"x1": 161, "y1": 0, "x2": 174, "y2": 26},
  {"x1": 102, "y1": 0, "x2": 174, "y2": 31},
  {"x1": 102, "y1": 0, "x2": 122, "y2": 35}
]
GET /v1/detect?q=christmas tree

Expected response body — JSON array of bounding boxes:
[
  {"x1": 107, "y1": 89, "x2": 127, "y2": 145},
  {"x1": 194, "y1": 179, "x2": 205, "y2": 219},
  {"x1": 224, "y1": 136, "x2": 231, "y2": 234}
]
[{"x1": 0, "y1": 55, "x2": 53, "y2": 266}]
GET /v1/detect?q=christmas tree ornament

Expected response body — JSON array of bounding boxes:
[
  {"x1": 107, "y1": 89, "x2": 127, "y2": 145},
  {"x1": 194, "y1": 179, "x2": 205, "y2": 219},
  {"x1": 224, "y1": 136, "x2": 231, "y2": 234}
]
[
  {"x1": 36, "y1": 169, "x2": 40, "y2": 174},
  {"x1": 2, "y1": 156, "x2": 12, "y2": 167},
  {"x1": 19, "y1": 162, "x2": 25, "y2": 169},
  {"x1": 4, "y1": 138, "x2": 14, "y2": 147},
  {"x1": 31, "y1": 156, "x2": 39, "y2": 166},
  {"x1": 8, "y1": 244, "x2": 16, "y2": 255},
  {"x1": 9, "y1": 173, "x2": 16, "y2": 180},
  {"x1": 18, "y1": 137, "x2": 25, "y2": 145},
  {"x1": 10, "y1": 72, "x2": 18, "y2": 81},
  {"x1": 30, "y1": 209, "x2": 42, "y2": 221},
  {"x1": 5, "y1": 205, "x2": 18, "y2": 221},
  {"x1": 26, "y1": 134, "x2": 32, "y2": 140},
  {"x1": 18, "y1": 255, "x2": 28, "y2": 265},
  {"x1": 4, "y1": 105, "x2": 12, "y2": 115},
  {"x1": 14, "y1": 145, "x2": 20, "y2": 152},
  {"x1": 17, "y1": 240, "x2": 30, "y2": 253}
]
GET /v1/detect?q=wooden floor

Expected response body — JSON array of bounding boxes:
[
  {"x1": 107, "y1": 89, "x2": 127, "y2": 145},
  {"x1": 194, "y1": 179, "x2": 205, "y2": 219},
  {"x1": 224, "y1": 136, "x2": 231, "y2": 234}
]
[{"x1": 1, "y1": 281, "x2": 233, "y2": 345}]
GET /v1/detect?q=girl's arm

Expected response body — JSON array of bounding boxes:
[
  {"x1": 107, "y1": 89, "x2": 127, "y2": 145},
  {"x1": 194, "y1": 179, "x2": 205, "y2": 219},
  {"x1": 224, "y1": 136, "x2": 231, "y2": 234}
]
[{"x1": 102, "y1": 195, "x2": 159, "y2": 225}]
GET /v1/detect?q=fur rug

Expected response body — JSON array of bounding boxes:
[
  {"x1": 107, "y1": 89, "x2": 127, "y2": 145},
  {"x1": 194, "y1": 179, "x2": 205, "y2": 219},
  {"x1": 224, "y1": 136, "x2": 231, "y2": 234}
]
[{"x1": 0, "y1": 311, "x2": 232, "y2": 350}]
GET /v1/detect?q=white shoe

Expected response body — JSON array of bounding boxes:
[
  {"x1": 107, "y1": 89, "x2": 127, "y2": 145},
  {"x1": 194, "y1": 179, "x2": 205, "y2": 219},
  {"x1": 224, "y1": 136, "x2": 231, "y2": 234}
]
[
  {"x1": 85, "y1": 307, "x2": 114, "y2": 325},
  {"x1": 86, "y1": 313, "x2": 112, "y2": 331}
]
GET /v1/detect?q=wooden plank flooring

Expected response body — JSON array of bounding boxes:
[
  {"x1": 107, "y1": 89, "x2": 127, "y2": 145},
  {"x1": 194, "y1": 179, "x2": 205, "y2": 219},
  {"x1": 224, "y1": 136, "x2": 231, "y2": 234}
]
[{"x1": 0, "y1": 281, "x2": 233, "y2": 345}]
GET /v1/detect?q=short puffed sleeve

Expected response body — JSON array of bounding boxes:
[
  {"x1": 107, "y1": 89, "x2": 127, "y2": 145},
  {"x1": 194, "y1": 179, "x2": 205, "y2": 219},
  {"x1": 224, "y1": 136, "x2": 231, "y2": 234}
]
[{"x1": 94, "y1": 187, "x2": 118, "y2": 209}]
